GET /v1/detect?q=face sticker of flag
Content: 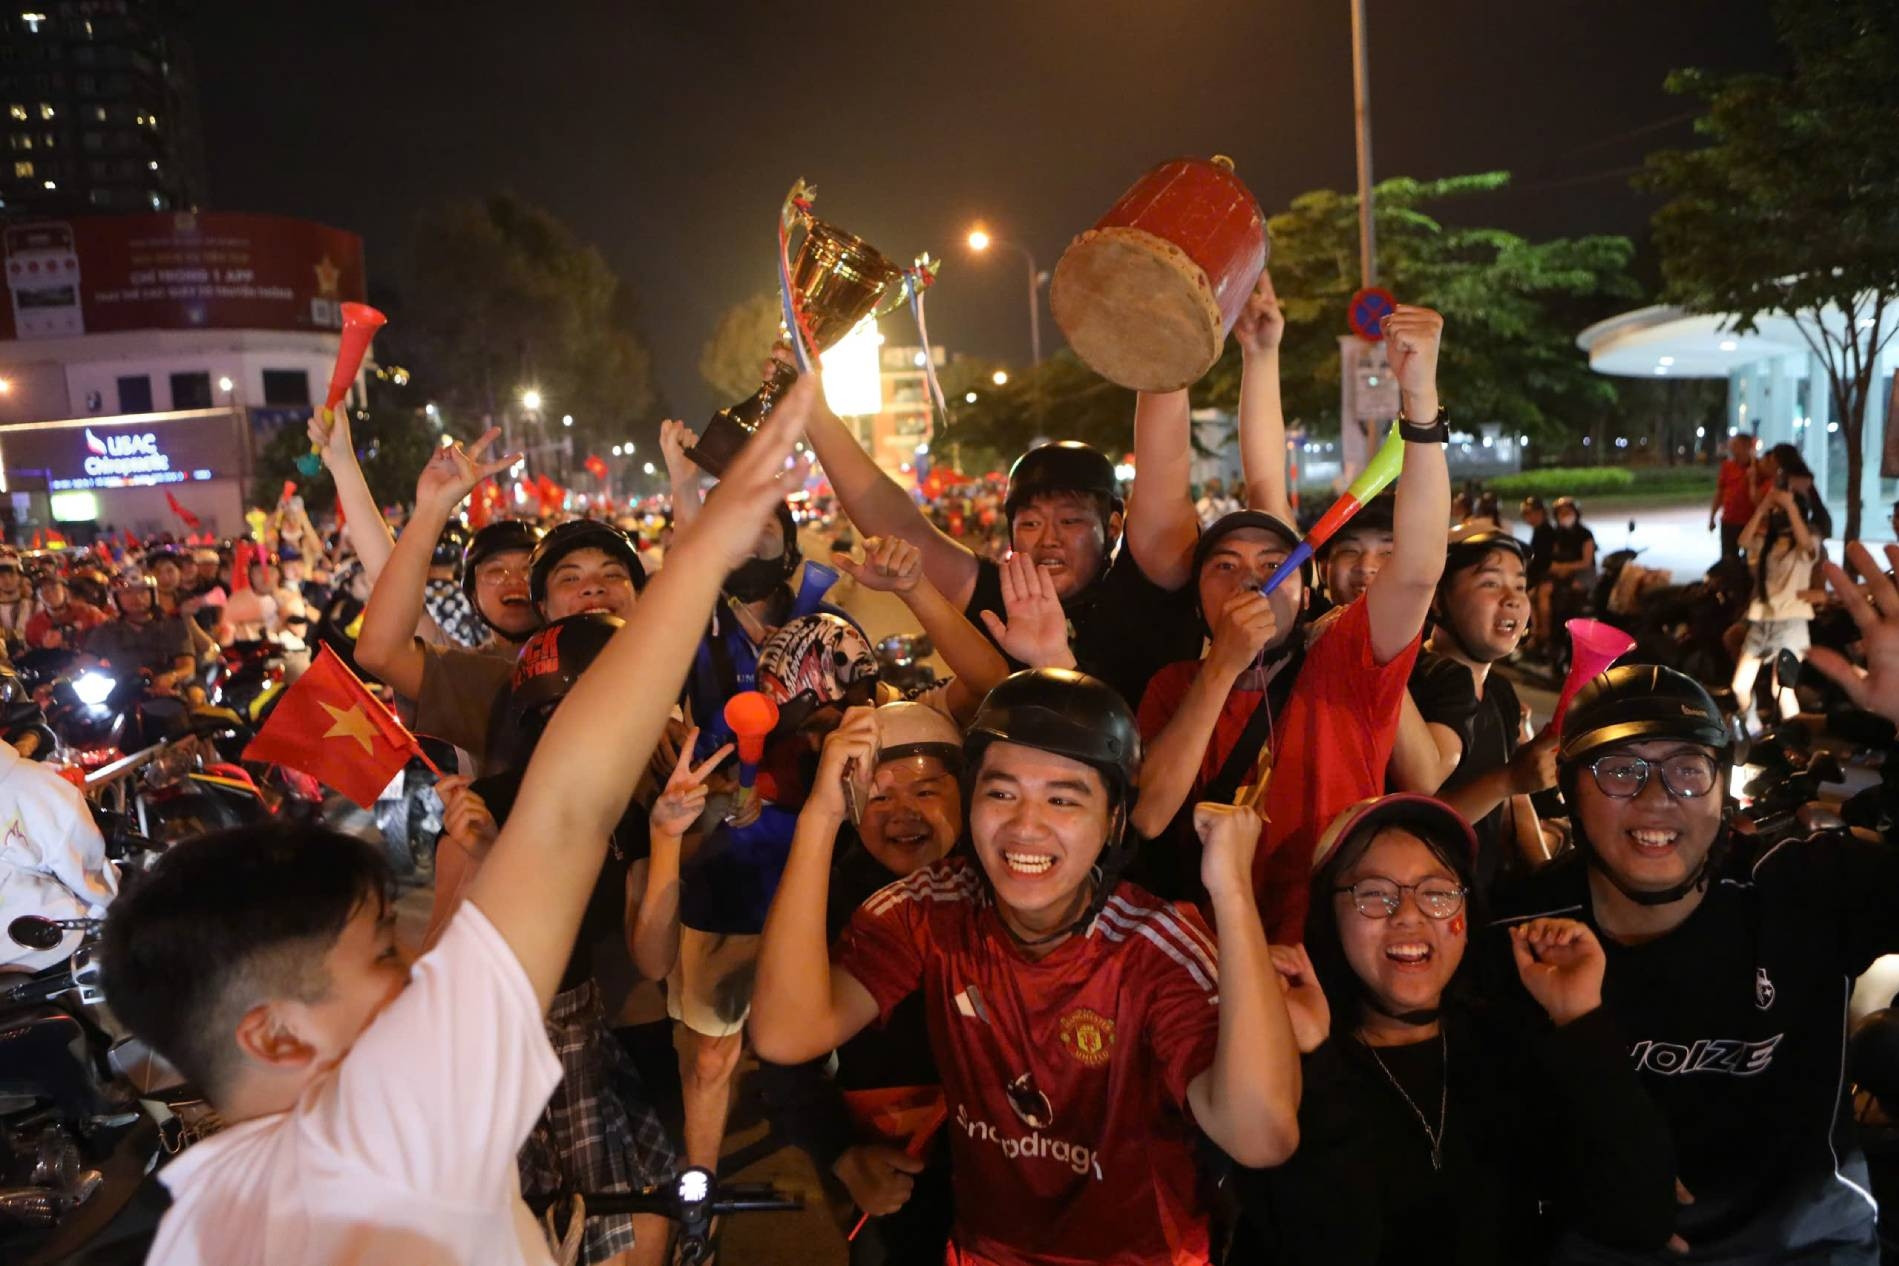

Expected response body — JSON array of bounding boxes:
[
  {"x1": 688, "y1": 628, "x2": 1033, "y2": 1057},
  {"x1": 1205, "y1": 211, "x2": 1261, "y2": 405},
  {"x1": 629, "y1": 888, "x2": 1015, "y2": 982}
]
[{"x1": 954, "y1": 985, "x2": 991, "y2": 1025}]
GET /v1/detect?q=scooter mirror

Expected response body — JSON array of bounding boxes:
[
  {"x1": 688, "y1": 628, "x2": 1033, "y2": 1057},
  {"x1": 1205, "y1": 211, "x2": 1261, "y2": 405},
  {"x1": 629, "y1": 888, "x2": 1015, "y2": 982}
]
[{"x1": 8, "y1": 915, "x2": 65, "y2": 951}]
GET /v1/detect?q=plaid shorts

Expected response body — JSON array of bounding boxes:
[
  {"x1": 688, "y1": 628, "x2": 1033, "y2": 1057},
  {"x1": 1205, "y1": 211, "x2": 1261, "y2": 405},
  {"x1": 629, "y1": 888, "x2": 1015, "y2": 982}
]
[{"x1": 519, "y1": 980, "x2": 679, "y2": 1263}]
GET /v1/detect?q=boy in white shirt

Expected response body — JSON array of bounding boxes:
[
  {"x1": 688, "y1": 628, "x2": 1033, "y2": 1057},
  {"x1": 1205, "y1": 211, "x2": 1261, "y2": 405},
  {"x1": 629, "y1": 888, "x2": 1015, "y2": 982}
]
[{"x1": 100, "y1": 372, "x2": 820, "y2": 1266}]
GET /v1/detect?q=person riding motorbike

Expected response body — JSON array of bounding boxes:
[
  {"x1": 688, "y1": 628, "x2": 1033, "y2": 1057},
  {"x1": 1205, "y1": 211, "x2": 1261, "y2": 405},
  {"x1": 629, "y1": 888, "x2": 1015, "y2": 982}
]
[
  {"x1": 24, "y1": 570, "x2": 107, "y2": 652},
  {"x1": 83, "y1": 571, "x2": 201, "y2": 689},
  {"x1": 0, "y1": 549, "x2": 36, "y2": 653}
]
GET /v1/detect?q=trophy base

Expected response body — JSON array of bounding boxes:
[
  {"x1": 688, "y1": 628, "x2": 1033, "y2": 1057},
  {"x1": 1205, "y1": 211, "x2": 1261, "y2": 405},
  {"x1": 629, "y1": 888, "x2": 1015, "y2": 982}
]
[{"x1": 686, "y1": 364, "x2": 797, "y2": 477}]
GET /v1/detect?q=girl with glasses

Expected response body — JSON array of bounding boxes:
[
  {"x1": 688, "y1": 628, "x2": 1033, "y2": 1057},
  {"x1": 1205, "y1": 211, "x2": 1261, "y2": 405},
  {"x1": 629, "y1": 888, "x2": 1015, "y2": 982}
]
[{"x1": 1227, "y1": 794, "x2": 1676, "y2": 1265}]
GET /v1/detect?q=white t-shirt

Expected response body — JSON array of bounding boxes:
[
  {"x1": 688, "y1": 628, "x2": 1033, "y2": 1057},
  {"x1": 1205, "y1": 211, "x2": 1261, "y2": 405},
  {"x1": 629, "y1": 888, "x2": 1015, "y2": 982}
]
[
  {"x1": 149, "y1": 906, "x2": 562, "y2": 1266},
  {"x1": 0, "y1": 742, "x2": 118, "y2": 972}
]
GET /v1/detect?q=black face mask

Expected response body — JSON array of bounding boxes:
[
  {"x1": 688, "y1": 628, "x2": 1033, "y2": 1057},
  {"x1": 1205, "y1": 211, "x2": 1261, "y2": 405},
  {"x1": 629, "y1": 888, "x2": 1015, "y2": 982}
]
[{"x1": 724, "y1": 553, "x2": 794, "y2": 603}]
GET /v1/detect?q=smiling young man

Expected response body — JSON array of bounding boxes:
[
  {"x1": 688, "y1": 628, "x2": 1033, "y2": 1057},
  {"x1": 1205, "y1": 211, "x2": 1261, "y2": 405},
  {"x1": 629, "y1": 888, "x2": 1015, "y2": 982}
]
[
  {"x1": 1131, "y1": 294, "x2": 1450, "y2": 943},
  {"x1": 1406, "y1": 527, "x2": 1557, "y2": 889},
  {"x1": 1490, "y1": 578, "x2": 1899, "y2": 1265},
  {"x1": 752, "y1": 669, "x2": 1302, "y2": 1266},
  {"x1": 783, "y1": 347, "x2": 1204, "y2": 710},
  {"x1": 100, "y1": 370, "x2": 818, "y2": 1266}
]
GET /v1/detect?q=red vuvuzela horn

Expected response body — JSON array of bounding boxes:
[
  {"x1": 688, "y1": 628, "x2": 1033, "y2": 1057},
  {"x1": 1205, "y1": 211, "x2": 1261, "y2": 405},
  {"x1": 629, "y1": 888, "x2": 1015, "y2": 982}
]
[
  {"x1": 1552, "y1": 618, "x2": 1637, "y2": 734},
  {"x1": 301, "y1": 303, "x2": 388, "y2": 476},
  {"x1": 723, "y1": 691, "x2": 781, "y2": 786}
]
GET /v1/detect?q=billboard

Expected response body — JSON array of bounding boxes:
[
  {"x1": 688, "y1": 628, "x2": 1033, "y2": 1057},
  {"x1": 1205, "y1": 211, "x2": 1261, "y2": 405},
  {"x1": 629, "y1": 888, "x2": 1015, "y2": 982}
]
[
  {"x1": 1, "y1": 212, "x2": 366, "y2": 342},
  {"x1": 0, "y1": 412, "x2": 239, "y2": 491}
]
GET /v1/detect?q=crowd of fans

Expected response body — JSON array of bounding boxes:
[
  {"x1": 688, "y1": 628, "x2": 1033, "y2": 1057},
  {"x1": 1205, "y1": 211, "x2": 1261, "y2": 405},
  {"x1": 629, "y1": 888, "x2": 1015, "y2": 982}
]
[{"x1": 2, "y1": 271, "x2": 1894, "y2": 1266}]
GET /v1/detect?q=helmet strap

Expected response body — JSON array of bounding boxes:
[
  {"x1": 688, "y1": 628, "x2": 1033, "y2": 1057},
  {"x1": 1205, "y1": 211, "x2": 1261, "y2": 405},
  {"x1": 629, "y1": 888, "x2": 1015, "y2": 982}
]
[{"x1": 1577, "y1": 821, "x2": 1726, "y2": 906}]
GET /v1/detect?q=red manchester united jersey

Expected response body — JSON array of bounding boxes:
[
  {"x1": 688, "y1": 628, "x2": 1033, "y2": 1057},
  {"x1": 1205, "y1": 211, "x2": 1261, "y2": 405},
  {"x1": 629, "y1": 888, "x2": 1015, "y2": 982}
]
[{"x1": 834, "y1": 857, "x2": 1221, "y2": 1266}]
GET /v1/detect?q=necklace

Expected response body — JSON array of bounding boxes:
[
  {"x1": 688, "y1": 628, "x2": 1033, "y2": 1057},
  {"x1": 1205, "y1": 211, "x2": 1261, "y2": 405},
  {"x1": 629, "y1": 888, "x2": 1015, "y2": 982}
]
[{"x1": 1359, "y1": 1030, "x2": 1449, "y2": 1172}]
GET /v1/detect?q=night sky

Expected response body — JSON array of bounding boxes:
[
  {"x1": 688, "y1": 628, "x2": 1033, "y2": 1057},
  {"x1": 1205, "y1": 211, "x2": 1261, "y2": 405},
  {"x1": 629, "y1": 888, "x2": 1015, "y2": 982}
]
[{"x1": 186, "y1": 0, "x2": 1782, "y2": 423}]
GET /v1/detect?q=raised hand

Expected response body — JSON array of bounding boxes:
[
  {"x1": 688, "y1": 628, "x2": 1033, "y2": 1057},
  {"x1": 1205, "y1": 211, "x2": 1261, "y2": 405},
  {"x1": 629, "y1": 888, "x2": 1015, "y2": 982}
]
[
  {"x1": 437, "y1": 774, "x2": 500, "y2": 862},
  {"x1": 687, "y1": 368, "x2": 818, "y2": 572},
  {"x1": 979, "y1": 552, "x2": 1075, "y2": 669},
  {"x1": 659, "y1": 419, "x2": 700, "y2": 482},
  {"x1": 833, "y1": 1143, "x2": 925, "y2": 1217},
  {"x1": 1506, "y1": 724, "x2": 1560, "y2": 796},
  {"x1": 1510, "y1": 917, "x2": 1605, "y2": 1026},
  {"x1": 811, "y1": 705, "x2": 879, "y2": 821},
  {"x1": 1269, "y1": 943, "x2": 1331, "y2": 1053},
  {"x1": 1381, "y1": 305, "x2": 1444, "y2": 415},
  {"x1": 833, "y1": 535, "x2": 923, "y2": 595},
  {"x1": 1231, "y1": 270, "x2": 1285, "y2": 357},
  {"x1": 1205, "y1": 590, "x2": 1277, "y2": 678},
  {"x1": 1194, "y1": 802, "x2": 1263, "y2": 904},
  {"x1": 1808, "y1": 542, "x2": 1899, "y2": 725},
  {"x1": 306, "y1": 405, "x2": 356, "y2": 473},
  {"x1": 652, "y1": 726, "x2": 733, "y2": 838},
  {"x1": 416, "y1": 427, "x2": 521, "y2": 515}
]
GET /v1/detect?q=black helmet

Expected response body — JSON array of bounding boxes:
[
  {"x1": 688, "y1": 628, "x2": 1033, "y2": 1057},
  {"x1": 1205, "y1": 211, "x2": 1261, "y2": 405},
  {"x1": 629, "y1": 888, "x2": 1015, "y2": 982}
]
[
  {"x1": 1003, "y1": 442, "x2": 1123, "y2": 528},
  {"x1": 1552, "y1": 495, "x2": 1581, "y2": 518},
  {"x1": 1519, "y1": 495, "x2": 1546, "y2": 516},
  {"x1": 462, "y1": 520, "x2": 544, "y2": 630},
  {"x1": 508, "y1": 612, "x2": 625, "y2": 721},
  {"x1": 1191, "y1": 509, "x2": 1314, "y2": 624},
  {"x1": 527, "y1": 519, "x2": 645, "y2": 608},
  {"x1": 965, "y1": 668, "x2": 1142, "y2": 805},
  {"x1": 1442, "y1": 526, "x2": 1529, "y2": 582},
  {"x1": 432, "y1": 522, "x2": 472, "y2": 575},
  {"x1": 1558, "y1": 664, "x2": 1729, "y2": 765},
  {"x1": 1558, "y1": 664, "x2": 1731, "y2": 907}
]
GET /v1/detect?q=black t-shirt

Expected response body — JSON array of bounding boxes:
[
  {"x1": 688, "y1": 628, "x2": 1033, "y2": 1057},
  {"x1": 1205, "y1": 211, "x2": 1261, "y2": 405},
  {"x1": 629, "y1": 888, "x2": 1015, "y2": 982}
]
[
  {"x1": 962, "y1": 545, "x2": 1202, "y2": 709},
  {"x1": 1409, "y1": 652, "x2": 1520, "y2": 892},
  {"x1": 1526, "y1": 523, "x2": 1556, "y2": 585},
  {"x1": 1551, "y1": 523, "x2": 1596, "y2": 568},
  {"x1": 1489, "y1": 835, "x2": 1899, "y2": 1262}
]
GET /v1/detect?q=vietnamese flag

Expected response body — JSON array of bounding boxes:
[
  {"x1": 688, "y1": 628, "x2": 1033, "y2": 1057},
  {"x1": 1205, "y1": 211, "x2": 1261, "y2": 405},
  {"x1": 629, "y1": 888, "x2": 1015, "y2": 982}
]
[
  {"x1": 584, "y1": 454, "x2": 609, "y2": 481},
  {"x1": 243, "y1": 645, "x2": 432, "y2": 808},
  {"x1": 841, "y1": 1085, "x2": 946, "y2": 1240},
  {"x1": 165, "y1": 490, "x2": 202, "y2": 530}
]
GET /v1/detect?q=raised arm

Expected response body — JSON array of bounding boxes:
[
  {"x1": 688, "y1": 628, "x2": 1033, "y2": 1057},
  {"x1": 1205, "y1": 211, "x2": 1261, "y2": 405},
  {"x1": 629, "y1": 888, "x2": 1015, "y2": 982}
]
[
  {"x1": 751, "y1": 707, "x2": 884, "y2": 1064},
  {"x1": 1234, "y1": 272, "x2": 1293, "y2": 522},
  {"x1": 782, "y1": 349, "x2": 980, "y2": 608},
  {"x1": 354, "y1": 430, "x2": 514, "y2": 698},
  {"x1": 1124, "y1": 388, "x2": 1199, "y2": 590},
  {"x1": 470, "y1": 374, "x2": 818, "y2": 1010},
  {"x1": 1187, "y1": 804, "x2": 1301, "y2": 1167},
  {"x1": 1364, "y1": 307, "x2": 1449, "y2": 665},
  {"x1": 630, "y1": 731, "x2": 729, "y2": 981},
  {"x1": 660, "y1": 419, "x2": 704, "y2": 536},
  {"x1": 833, "y1": 535, "x2": 1009, "y2": 723}
]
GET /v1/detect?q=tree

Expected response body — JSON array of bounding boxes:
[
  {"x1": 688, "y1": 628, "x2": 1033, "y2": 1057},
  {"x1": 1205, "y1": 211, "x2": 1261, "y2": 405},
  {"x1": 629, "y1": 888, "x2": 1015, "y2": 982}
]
[
  {"x1": 700, "y1": 292, "x2": 785, "y2": 403},
  {"x1": 1640, "y1": 0, "x2": 1899, "y2": 541},
  {"x1": 250, "y1": 401, "x2": 440, "y2": 516},
  {"x1": 395, "y1": 194, "x2": 658, "y2": 463},
  {"x1": 1200, "y1": 172, "x2": 1639, "y2": 447},
  {"x1": 936, "y1": 351, "x2": 1138, "y2": 467}
]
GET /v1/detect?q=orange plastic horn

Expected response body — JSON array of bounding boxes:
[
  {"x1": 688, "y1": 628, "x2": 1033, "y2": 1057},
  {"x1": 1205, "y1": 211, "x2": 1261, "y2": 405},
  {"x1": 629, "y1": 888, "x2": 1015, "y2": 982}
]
[
  {"x1": 723, "y1": 691, "x2": 781, "y2": 766},
  {"x1": 323, "y1": 302, "x2": 388, "y2": 411}
]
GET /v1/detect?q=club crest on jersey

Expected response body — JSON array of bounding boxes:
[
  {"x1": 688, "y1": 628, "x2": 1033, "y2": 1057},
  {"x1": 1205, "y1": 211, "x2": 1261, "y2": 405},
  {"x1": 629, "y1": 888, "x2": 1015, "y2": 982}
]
[
  {"x1": 1755, "y1": 967, "x2": 1776, "y2": 1010},
  {"x1": 1059, "y1": 1008, "x2": 1116, "y2": 1068}
]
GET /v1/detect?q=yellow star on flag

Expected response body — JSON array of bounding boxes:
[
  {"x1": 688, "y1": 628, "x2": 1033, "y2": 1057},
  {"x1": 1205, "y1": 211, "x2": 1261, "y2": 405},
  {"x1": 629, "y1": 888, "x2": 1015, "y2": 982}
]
[
  {"x1": 320, "y1": 701, "x2": 379, "y2": 756},
  {"x1": 313, "y1": 254, "x2": 341, "y2": 297}
]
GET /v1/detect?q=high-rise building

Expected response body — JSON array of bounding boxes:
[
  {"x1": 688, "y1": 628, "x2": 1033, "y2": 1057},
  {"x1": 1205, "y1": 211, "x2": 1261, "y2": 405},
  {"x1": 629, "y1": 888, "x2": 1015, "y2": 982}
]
[{"x1": 0, "y1": 1, "x2": 207, "y2": 220}]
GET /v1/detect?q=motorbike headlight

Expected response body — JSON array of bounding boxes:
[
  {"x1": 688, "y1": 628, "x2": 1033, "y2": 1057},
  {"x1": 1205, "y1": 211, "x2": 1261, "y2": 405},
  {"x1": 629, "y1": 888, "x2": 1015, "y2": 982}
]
[{"x1": 72, "y1": 670, "x2": 116, "y2": 709}]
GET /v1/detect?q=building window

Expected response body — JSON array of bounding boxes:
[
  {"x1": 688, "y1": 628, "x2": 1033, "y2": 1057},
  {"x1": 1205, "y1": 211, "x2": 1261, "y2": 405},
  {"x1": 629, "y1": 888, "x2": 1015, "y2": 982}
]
[
  {"x1": 91, "y1": 105, "x2": 104, "y2": 122},
  {"x1": 147, "y1": 191, "x2": 160, "y2": 209},
  {"x1": 12, "y1": 160, "x2": 31, "y2": 177},
  {"x1": 170, "y1": 372, "x2": 212, "y2": 410},
  {"x1": 117, "y1": 375, "x2": 152, "y2": 413},
  {"x1": 37, "y1": 103, "x2": 52, "y2": 119},
  {"x1": 20, "y1": 12, "x2": 46, "y2": 34},
  {"x1": 7, "y1": 105, "x2": 25, "y2": 121},
  {"x1": 7, "y1": 135, "x2": 29, "y2": 150},
  {"x1": 261, "y1": 369, "x2": 311, "y2": 407}
]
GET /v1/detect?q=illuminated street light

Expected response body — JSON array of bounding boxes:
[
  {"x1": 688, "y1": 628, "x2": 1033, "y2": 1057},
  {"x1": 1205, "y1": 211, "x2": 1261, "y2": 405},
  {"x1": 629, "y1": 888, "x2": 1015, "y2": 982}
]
[
  {"x1": 519, "y1": 389, "x2": 543, "y2": 411},
  {"x1": 0, "y1": 378, "x2": 12, "y2": 395},
  {"x1": 217, "y1": 376, "x2": 234, "y2": 393},
  {"x1": 643, "y1": 461, "x2": 655, "y2": 475},
  {"x1": 561, "y1": 414, "x2": 573, "y2": 427},
  {"x1": 611, "y1": 445, "x2": 623, "y2": 457},
  {"x1": 966, "y1": 229, "x2": 991, "y2": 252},
  {"x1": 991, "y1": 370, "x2": 1009, "y2": 386},
  {"x1": 965, "y1": 391, "x2": 978, "y2": 404}
]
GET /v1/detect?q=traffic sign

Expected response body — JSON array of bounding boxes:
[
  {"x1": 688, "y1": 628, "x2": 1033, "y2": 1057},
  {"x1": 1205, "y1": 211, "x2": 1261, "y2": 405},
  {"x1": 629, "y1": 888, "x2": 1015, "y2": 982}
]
[{"x1": 1348, "y1": 287, "x2": 1397, "y2": 341}]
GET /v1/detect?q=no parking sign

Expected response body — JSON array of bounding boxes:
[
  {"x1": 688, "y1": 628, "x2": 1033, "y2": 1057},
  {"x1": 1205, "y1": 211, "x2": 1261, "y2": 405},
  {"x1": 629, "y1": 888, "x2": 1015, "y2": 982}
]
[{"x1": 1348, "y1": 287, "x2": 1397, "y2": 341}]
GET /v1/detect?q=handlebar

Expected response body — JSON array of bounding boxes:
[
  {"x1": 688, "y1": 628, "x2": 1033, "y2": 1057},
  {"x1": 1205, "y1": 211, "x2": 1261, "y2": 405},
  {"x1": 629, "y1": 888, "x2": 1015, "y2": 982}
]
[{"x1": 527, "y1": 1168, "x2": 801, "y2": 1257}]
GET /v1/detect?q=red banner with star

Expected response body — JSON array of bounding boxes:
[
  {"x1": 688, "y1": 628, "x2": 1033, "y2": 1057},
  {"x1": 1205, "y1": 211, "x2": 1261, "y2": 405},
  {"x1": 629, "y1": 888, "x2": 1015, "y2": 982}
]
[{"x1": 242, "y1": 644, "x2": 427, "y2": 808}]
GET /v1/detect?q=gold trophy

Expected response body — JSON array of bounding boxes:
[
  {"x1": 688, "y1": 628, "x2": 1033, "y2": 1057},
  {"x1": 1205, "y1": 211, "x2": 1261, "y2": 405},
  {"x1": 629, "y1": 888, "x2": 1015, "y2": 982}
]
[{"x1": 687, "y1": 189, "x2": 915, "y2": 476}]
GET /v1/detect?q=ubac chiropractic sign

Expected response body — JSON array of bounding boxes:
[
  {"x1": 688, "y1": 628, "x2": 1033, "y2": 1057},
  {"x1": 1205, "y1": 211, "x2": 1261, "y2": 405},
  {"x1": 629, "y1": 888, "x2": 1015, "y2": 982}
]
[{"x1": 0, "y1": 415, "x2": 233, "y2": 492}]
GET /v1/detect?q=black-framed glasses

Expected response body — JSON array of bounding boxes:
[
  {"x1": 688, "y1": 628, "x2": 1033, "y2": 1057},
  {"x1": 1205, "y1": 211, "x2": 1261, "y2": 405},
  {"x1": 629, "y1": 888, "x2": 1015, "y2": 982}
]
[
  {"x1": 1586, "y1": 752, "x2": 1719, "y2": 800},
  {"x1": 1334, "y1": 878, "x2": 1467, "y2": 921}
]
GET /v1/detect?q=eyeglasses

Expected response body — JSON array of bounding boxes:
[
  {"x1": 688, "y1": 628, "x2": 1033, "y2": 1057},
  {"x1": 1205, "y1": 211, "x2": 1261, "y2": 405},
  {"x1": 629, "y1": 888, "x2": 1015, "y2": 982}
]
[
  {"x1": 1335, "y1": 878, "x2": 1467, "y2": 921},
  {"x1": 1586, "y1": 752, "x2": 1719, "y2": 800}
]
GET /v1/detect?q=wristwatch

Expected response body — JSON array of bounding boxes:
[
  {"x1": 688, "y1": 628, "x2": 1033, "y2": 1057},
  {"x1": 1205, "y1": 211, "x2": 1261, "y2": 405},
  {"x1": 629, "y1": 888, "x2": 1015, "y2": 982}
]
[{"x1": 1398, "y1": 405, "x2": 1449, "y2": 445}]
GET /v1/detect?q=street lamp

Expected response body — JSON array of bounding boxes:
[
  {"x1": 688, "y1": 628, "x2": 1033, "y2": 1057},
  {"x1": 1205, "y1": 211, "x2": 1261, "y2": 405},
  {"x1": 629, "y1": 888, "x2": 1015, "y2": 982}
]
[
  {"x1": 561, "y1": 414, "x2": 573, "y2": 428},
  {"x1": 217, "y1": 376, "x2": 234, "y2": 393},
  {"x1": 520, "y1": 388, "x2": 543, "y2": 412},
  {"x1": 0, "y1": 378, "x2": 13, "y2": 395},
  {"x1": 991, "y1": 370, "x2": 1009, "y2": 386},
  {"x1": 965, "y1": 226, "x2": 1043, "y2": 369}
]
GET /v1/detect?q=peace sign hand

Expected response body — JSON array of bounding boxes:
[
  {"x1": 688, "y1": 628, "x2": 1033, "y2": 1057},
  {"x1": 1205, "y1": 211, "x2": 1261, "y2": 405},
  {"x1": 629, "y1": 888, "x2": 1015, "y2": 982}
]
[
  {"x1": 416, "y1": 427, "x2": 522, "y2": 515},
  {"x1": 651, "y1": 727, "x2": 734, "y2": 838},
  {"x1": 1808, "y1": 542, "x2": 1899, "y2": 725}
]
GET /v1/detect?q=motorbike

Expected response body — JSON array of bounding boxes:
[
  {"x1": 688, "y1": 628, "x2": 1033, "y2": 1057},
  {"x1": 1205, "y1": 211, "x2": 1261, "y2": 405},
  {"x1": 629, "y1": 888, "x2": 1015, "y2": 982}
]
[{"x1": 874, "y1": 633, "x2": 939, "y2": 695}]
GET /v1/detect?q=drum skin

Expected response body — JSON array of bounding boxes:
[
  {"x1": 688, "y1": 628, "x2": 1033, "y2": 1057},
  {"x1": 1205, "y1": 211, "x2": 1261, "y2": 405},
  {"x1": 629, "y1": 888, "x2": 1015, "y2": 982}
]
[{"x1": 1051, "y1": 157, "x2": 1268, "y2": 392}]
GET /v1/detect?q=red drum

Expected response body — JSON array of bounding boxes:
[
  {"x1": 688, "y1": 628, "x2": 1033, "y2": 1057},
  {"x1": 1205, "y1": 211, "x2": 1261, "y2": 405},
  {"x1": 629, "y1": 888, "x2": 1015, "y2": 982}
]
[{"x1": 1050, "y1": 156, "x2": 1268, "y2": 392}]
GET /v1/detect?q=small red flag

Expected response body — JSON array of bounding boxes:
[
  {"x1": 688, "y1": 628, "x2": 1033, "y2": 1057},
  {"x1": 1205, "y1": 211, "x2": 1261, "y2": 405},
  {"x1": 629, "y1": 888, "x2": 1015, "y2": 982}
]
[
  {"x1": 30, "y1": 530, "x2": 42, "y2": 549},
  {"x1": 841, "y1": 1085, "x2": 947, "y2": 1241},
  {"x1": 468, "y1": 478, "x2": 495, "y2": 530},
  {"x1": 243, "y1": 645, "x2": 425, "y2": 809},
  {"x1": 280, "y1": 479, "x2": 298, "y2": 505},
  {"x1": 584, "y1": 454, "x2": 609, "y2": 481},
  {"x1": 164, "y1": 490, "x2": 203, "y2": 530}
]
